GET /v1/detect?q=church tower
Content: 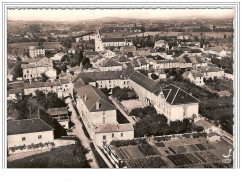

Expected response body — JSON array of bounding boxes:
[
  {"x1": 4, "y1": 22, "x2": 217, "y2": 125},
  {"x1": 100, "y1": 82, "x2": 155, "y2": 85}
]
[{"x1": 95, "y1": 27, "x2": 104, "y2": 51}]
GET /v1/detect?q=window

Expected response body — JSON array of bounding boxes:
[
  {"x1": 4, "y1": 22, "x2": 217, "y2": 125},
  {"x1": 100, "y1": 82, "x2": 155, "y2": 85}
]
[
  {"x1": 27, "y1": 70, "x2": 29, "y2": 73},
  {"x1": 38, "y1": 135, "x2": 42, "y2": 139},
  {"x1": 112, "y1": 133, "x2": 114, "y2": 138},
  {"x1": 22, "y1": 137, "x2": 26, "y2": 141},
  {"x1": 121, "y1": 133, "x2": 123, "y2": 137},
  {"x1": 103, "y1": 135, "x2": 106, "y2": 140}
]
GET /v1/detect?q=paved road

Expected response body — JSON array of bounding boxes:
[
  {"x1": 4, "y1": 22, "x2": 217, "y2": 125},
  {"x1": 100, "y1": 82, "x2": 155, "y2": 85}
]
[
  {"x1": 109, "y1": 96, "x2": 136, "y2": 125},
  {"x1": 65, "y1": 98, "x2": 99, "y2": 168}
]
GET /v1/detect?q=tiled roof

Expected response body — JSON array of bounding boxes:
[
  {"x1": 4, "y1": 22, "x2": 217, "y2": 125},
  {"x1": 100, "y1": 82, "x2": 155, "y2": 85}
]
[
  {"x1": 8, "y1": 109, "x2": 56, "y2": 135},
  {"x1": 73, "y1": 70, "x2": 134, "y2": 83},
  {"x1": 190, "y1": 49, "x2": 202, "y2": 53},
  {"x1": 102, "y1": 59, "x2": 122, "y2": 67},
  {"x1": 102, "y1": 38, "x2": 126, "y2": 43},
  {"x1": 23, "y1": 81, "x2": 61, "y2": 89},
  {"x1": 7, "y1": 119, "x2": 53, "y2": 135},
  {"x1": 21, "y1": 57, "x2": 53, "y2": 69},
  {"x1": 74, "y1": 79, "x2": 86, "y2": 89},
  {"x1": 162, "y1": 84, "x2": 199, "y2": 105},
  {"x1": 130, "y1": 71, "x2": 161, "y2": 93},
  {"x1": 75, "y1": 85, "x2": 116, "y2": 112}
]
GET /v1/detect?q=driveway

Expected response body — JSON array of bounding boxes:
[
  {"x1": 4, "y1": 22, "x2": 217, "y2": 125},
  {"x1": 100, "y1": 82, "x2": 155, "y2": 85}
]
[{"x1": 65, "y1": 98, "x2": 99, "y2": 168}]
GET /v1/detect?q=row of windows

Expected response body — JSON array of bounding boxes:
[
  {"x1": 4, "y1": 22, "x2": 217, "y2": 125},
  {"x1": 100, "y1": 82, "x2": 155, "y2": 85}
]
[
  {"x1": 103, "y1": 133, "x2": 123, "y2": 140},
  {"x1": 22, "y1": 135, "x2": 42, "y2": 141}
]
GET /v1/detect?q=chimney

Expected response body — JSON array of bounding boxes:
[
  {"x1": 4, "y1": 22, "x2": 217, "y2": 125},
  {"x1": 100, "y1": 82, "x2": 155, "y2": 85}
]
[
  {"x1": 96, "y1": 101, "x2": 99, "y2": 110},
  {"x1": 84, "y1": 94, "x2": 87, "y2": 101}
]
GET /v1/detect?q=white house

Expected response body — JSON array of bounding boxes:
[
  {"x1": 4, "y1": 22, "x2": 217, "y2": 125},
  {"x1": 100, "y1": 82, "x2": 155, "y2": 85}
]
[
  {"x1": 183, "y1": 71, "x2": 205, "y2": 86},
  {"x1": 28, "y1": 46, "x2": 45, "y2": 58}
]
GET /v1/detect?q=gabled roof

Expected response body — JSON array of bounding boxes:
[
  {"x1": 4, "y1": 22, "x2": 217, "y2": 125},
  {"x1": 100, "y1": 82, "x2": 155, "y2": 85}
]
[
  {"x1": 130, "y1": 71, "x2": 161, "y2": 93},
  {"x1": 74, "y1": 78, "x2": 86, "y2": 89},
  {"x1": 7, "y1": 119, "x2": 53, "y2": 135},
  {"x1": 102, "y1": 59, "x2": 122, "y2": 67},
  {"x1": 8, "y1": 109, "x2": 55, "y2": 135},
  {"x1": 162, "y1": 84, "x2": 199, "y2": 105},
  {"x1": 75, "y1": 85, "x2": 116, "y2": 112},
  {"x1": 73, "y1": 70, "x2": 134, "y2": 83},
  {"x1": 23, "y1": 81, "x2": 61, "y2": 89},
  {"x1": 102, "y1": 38, "x2": 126, "y2": 43}
]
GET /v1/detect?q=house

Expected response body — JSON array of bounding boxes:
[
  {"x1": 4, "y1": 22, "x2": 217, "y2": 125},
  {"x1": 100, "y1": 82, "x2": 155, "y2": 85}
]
[
  {"x1": 21, "y1": 57, "x2": 56, "y2": 81},
  {"x1": 23, "y1": 81, "x2": 63, "y2": 98},
  {"x1": 7, "y1": 88, "x2": 24, "y2": 101},
  {"x1": 50, "y1": 53, "x2": 65, "y2": 61},
  {"x1": 182, "y1": 71, "x2": 205, "y2": 86},
  {"x1": 120, "y1": 46, "x2": 136, "y2": 53},
  {"x1": 101, "y1": 50, "x2": 116, "y2": 58},
  {"x1": 154, "y1": 40, "x2": 166, "y2": 48},
  {"x1": 72, "y1": 70, "x2": 134, "y2": 90},
  {"x1": 7, "y1": 109, "x2": 66, "y2": 153},
  {"x1": 177, "y1": 33, "x2": 190, "y2": 40},
  {"x1": 28, "y1": 46, "x2": 45, "y2": 58},
  {"x1": 99, "y1": 59, "x2": 123, "y2": 72},
  {"x1": 67, "y1": 65, "x2": 81, "y2": 75},
  {"x1": 155, "y1": 84, "x2": 199, "y2": 121},
  {"x1": 130, "y1": 71, "x2": 199, "y2": 121},
  {"x1": 95, "y1": 28, "x2": 133, "y2": 51},
  {"x1": 84, "y1": 51, "x2": 99, "y2": 60},
  {"x1": 7, "y1": 118, "x2": 54, "y2": 152},
  {"x1": 74, "y1": 84, "x2": 134, "y2": 146},
  {"x1": 208, "y1": 47, "x2": 227, "y2": 57},
  {"x1": 189, "y1": 49, "x2": 203, "y2": 56},
  {"x1": 47, "y1": 107, "x2": 69, "y2": 129},
  {"x1": 198, "y1": 66, "x2": 225, "y2": 80}
]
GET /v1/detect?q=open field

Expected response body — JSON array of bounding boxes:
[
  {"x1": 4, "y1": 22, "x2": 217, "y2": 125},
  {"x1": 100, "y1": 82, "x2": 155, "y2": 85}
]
[
  {"x1": 126, "y1": 31, "x2": 233, "y2": 39},
  {"x1": 121, "y1": 99, "x2": 146, "y2": 113},
  {"x1": 8, "y1": 143, "x2": 90, "y2": 168},
  {"x1": 111, "y1": 138, "x2": 233, "y2": 168},
  {"x1": 8, "y1": 42, "x2": 64, "y2": 55}
]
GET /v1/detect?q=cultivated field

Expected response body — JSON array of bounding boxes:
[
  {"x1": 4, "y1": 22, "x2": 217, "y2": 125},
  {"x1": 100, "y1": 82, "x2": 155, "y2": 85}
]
[{"x1": 111, "y1": 138, "x2": 233, "y2": 168}]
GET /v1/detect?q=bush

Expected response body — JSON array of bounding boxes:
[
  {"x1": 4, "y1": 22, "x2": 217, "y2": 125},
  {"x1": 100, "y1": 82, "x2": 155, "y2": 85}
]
[{"x1": 110, "y1": 139, "x2": 147, "y2": 147}]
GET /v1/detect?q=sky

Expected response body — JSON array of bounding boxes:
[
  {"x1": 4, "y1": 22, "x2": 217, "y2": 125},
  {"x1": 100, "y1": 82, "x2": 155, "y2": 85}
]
[{"x1": 8, "y1": 8, "x2": 234, "y2": 21}]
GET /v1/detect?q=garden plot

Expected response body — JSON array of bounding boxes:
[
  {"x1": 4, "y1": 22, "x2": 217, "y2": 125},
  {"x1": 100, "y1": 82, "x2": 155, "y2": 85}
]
[
  {"x1": 114, "y1": 145, "x2": 145, "y2": 160},
  {"x1": 125, "y1": 156, "x2": 168, "y2": 168},
  {"x1": 121, "y1": 99, "x2": 146, "y2": 113}
]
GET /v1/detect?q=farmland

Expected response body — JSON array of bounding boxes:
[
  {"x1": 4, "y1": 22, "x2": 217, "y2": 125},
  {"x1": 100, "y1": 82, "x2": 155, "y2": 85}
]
[
  {"x1": 111, "y1": 137, "x2": 233, "y2": 168},
  {"x1": 8, "y1": 42, "x2": 64, "y2": 55}
]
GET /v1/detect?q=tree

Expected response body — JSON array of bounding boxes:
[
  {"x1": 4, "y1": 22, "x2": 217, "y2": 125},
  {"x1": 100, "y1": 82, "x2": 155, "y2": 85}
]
[
  {"x1": 170, "y1": 120, "x2": 184, "y2": 134},
  {"x1": 41, "y1": 73, "x2": 49, "y2": 82},
  {"x1": 151, "y1": 73, "x2": 159, "y2": 80},
  {"x1": 59, "y1": 64, "x2": 67, "y2": 73},
  {"x1": 82, "y1": 57, "x2": 92, "y2": 69},
  {"x1": 12, "y1": 62, "x2": 23, "y2": 80}
]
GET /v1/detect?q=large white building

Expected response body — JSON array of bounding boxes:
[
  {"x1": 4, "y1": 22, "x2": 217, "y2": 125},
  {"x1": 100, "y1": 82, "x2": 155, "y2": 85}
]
[
  {"x1": 28, "y1": 46, "x2": 45, "y2": 58},
  {"x1": 74, "y1": 84, "x2": 134, "y2": 146},
  {"x1": 95, "y1": 28, "x2": 133, "y2": 51},
  {"x1": 21, "y1": 57, "x2": 56, "y2": 81},
  {"x1": 129, "y1": 72, "x2": 199, "y2": 121},
  {"x1": 72, "y1": 70, "x2": 200, "y2": 122}
]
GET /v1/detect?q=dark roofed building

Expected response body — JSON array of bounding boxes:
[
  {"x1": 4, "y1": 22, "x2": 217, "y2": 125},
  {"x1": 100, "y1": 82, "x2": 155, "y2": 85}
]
[
  {"x1": 75, "y1": 85, "x2": 116, "y2": 112},
  {"x1": 102, "y1": 38, "x2": 126, "y2": 43},
  {"x1": 130, "y1": 71, "x2": 161, "y2": 93},
  {"x1": 162, "y1": 84, "x2": 199, "y2": 105}
]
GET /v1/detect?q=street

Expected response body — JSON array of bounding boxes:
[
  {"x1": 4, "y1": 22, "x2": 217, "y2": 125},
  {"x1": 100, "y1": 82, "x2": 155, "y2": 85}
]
[{"x1": 65, "y1": 97, "x2": 99, "y2": 168}]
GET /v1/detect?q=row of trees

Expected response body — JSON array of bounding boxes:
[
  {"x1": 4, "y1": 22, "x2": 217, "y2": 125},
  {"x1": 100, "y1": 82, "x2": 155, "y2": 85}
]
[
  {"x1": 131, "y1": 106, "x2": 203, "y2": 137},
  {"x1": 112, "y1": 87, "x2": 138, "y2": 101}
]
